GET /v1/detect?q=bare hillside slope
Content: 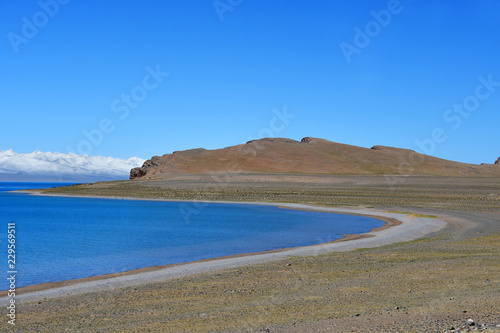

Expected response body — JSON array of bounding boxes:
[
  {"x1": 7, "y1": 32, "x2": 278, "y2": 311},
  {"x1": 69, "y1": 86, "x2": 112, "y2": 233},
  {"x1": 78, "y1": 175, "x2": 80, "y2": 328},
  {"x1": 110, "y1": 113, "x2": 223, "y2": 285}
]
[{"x1": 130, "y1": 137, "x2": 500, "y2": 179}]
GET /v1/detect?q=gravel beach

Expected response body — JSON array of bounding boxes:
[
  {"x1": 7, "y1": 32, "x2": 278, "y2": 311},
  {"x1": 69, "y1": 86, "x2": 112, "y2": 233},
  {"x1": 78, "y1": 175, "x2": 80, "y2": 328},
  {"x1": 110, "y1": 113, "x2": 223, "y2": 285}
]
[
  {"x1": 2, "y1": 175, "x2": 499, "y2": 332},
  {"x1": 0, "y1": 205, "x2": 445, "y2": 305}
]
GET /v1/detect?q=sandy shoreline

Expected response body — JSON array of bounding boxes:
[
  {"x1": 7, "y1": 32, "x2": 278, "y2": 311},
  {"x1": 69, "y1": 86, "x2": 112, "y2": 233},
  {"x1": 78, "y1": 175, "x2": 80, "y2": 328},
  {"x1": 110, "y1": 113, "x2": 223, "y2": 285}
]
[{"x1": 0, "y1": 192, "x2": 446, "y2": 305}]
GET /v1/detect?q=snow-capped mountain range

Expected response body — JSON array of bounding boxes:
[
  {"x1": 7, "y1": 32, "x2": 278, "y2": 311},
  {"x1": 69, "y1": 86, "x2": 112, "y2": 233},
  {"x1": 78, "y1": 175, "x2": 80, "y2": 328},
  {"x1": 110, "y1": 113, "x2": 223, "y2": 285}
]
[{"x1": 0, "y1": 149, "x2": 145, "y2": 182}]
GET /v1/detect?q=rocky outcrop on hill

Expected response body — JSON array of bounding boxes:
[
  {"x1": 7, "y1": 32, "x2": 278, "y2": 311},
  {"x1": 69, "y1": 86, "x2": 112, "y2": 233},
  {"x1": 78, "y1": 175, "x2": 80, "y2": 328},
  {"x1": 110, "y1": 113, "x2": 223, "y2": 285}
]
[
  {"x1": 301, "y1": 137, "x2": 318, "y2": 144},
  {"x1": 496, "y1": 157, "x2": 500, "y2": 165},
  {"x1": 130, "y1": 137, "x2": 500, "y2": 179},
  {"x1": 130, "y1": 156, "x2": 161, "y2": 179}
]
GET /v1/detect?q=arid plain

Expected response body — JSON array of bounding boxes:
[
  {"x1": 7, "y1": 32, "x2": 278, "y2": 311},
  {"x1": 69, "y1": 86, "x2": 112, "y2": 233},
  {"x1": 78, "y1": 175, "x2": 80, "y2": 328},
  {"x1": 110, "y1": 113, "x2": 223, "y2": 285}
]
[{"x1": 6, "y1": 173, "x2": 499, "y2": 332}]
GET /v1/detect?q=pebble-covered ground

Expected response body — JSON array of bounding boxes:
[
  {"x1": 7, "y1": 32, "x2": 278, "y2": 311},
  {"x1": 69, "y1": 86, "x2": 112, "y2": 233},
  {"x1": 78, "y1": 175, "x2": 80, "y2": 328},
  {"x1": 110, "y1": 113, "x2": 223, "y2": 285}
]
[{"x1": 7, "y1": 175, "x2": 500, "y2": 332}]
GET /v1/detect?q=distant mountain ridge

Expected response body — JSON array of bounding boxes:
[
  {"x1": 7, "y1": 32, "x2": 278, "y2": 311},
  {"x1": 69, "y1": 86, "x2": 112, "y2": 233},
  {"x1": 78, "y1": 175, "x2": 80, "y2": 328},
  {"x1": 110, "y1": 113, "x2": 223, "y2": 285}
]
[
  {"x1": 130, "y1": 137, "x2": 500, "y2": 179},
  {"x1": 0, "y1": 149, "x2": 144, "y2": 182}
]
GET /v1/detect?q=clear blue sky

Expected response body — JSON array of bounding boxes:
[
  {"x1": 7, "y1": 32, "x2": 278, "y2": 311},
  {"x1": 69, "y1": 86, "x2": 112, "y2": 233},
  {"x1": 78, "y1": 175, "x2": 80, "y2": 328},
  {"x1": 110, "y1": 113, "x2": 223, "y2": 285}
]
[{"x1": 2, "y1": 0, "x2": 499, "y2": 164}]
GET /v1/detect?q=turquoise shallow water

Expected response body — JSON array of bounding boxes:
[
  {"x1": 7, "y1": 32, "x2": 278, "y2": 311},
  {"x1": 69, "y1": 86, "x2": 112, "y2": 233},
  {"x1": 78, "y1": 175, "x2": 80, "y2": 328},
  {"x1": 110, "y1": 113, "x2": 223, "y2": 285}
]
[{"x1": 0, "y1": 182, "x2": 384, "y2": 289}]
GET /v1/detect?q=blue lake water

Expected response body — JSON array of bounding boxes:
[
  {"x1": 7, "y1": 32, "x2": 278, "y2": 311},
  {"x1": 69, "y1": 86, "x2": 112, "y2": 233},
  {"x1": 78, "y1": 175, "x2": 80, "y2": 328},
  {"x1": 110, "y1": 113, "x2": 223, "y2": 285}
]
[{"x1": 0, "y1": 182, "x2": 384, "y2": 289}]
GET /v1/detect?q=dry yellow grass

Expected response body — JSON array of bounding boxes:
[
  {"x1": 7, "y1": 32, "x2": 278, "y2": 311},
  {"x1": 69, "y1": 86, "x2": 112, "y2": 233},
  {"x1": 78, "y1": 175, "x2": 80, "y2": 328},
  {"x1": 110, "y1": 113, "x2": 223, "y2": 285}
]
[
  {"x1": 9, "y1": 234, "x2": 500, "y2": 332},
  {"x1": 9, "y1": 175, "x2": 500, "y2": 332},
  {"x1": 41, "y1": 174, "x2": 500, "y2": 213}
]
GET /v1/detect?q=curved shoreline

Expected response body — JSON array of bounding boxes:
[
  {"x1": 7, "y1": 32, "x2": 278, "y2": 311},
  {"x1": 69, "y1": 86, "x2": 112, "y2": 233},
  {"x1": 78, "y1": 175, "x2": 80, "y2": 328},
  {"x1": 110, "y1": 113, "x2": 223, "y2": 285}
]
[{"x1": 0, "y1": 193, "x2": 447, "y2": 304}]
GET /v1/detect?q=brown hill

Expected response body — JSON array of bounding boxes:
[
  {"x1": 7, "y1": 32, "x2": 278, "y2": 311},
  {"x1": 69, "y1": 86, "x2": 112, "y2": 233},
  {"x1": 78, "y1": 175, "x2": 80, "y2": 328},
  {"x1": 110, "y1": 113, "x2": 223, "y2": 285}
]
[{"x1": 130, "y1": 137, "x2": 500, "y2": 179}]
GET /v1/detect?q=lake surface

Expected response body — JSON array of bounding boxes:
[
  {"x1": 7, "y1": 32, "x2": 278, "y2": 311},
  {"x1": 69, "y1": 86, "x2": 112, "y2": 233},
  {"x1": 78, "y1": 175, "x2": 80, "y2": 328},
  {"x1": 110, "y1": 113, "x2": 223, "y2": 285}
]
[{"x1": 0, "y1": 182, "x2": 384, "y2": 289}]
